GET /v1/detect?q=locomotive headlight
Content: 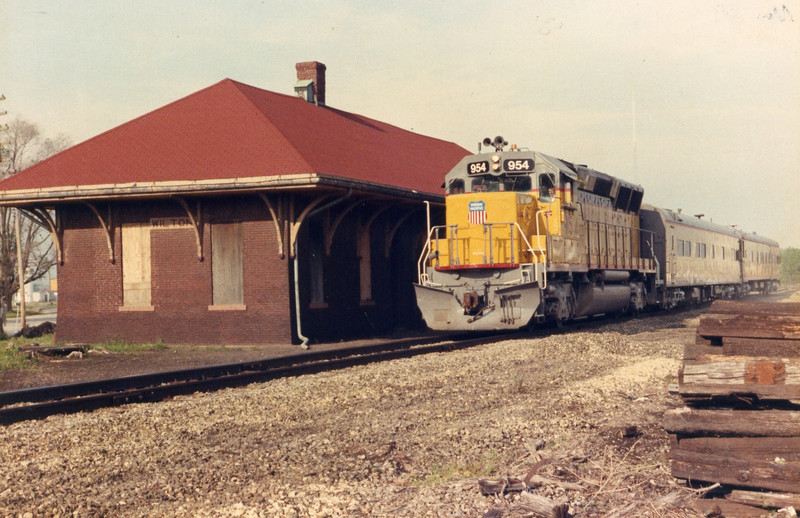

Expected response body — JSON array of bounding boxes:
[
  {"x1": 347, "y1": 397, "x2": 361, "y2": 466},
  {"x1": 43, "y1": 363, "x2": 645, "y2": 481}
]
[{"x1": 490, "y1": 154, "x2": 501, "y2": 171}]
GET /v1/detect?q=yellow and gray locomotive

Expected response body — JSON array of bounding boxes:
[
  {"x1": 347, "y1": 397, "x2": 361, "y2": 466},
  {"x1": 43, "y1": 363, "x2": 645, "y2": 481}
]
[{"x1": 414, "y1": 136, "x2": 779, "y2": 331}]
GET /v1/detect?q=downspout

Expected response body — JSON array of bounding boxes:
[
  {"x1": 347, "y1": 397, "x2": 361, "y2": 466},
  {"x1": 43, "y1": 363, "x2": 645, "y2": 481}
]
[
  {"x1": 293, "y1": 188, "x2": 353, "y2": 349},
  {"x1": 293, "y1": 241, "x2": 310, "y2": 349},
  {"x1": 309, "y1": 188, "x2": 352, "y2": 218}
]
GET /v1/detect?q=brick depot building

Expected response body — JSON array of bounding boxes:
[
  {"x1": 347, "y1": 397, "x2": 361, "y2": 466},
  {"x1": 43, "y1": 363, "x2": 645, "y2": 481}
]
[{"x1": 0, "y1": 63, "x2": 468, "y2": 346}]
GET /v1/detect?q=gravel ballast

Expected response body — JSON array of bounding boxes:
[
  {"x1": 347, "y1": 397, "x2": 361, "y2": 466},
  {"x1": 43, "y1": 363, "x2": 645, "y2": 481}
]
[{"x1": 1, "y1": 310, "x2": 708, "y2": 517}]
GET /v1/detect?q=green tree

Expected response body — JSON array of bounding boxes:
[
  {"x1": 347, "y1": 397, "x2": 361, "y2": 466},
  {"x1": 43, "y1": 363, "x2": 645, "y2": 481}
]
[{"x1": 780, "y1": 248, "x2": 800, "y2": 285}]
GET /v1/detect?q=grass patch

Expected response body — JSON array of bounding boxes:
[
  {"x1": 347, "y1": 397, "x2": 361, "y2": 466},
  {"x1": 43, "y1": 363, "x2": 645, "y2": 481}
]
[
  {"x1": 94, "y1": 339, "x2": 168, "y2": 355},
  {"x1": 0, "y1": 334, "x2": 55, "y2": 372},
  {"x1": 7, "y1": 307, "x2": 42, "y2": 318}
]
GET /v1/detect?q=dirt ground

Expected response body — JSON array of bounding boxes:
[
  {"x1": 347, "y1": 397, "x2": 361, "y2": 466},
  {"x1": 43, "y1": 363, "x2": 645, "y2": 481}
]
[
  {"x1": 0, "y1": 290, "x2": 797, "y2": 517},
  {"x1": 0, "y1": 336, "x2": 416, "y2": 392}
]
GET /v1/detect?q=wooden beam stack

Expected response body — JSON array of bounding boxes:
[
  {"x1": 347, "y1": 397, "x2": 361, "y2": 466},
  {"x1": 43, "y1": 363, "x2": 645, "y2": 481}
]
[{"x1": 664, "y1": 300, "x2": 800, "y2": 513}]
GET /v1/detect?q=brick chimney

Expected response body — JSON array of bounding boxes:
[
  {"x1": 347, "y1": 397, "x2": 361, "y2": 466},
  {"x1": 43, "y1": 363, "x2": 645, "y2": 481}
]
[{"x1": 295, "y1": 61, "x2": 326, "y2": 106}]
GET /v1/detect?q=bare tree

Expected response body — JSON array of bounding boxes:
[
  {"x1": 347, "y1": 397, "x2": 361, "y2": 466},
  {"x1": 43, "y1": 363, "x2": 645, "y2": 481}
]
[
  {"x1": 2, "y1": 118, "x2": 40, "y2": 177},
  {"x1": 0, "y1": 117, "x2": 71, "y2": 335}
]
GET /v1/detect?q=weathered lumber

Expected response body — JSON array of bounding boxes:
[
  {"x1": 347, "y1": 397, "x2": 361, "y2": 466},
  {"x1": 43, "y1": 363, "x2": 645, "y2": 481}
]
[
  {"x1": 477, "y1": 477, "x2": 526, "y2": 495},
  {"x1": 668, "y1": 301, "x2": 800, "y2": 498},
  {"x1": 664, "y1": 407, "x2": 800, "y2": 437},
  {"x1": 704, "y1": 300, "x2": 800, "y2": 316},
  {"x1": 689, "y1": 337, "x2": 800, "y2": 359},
  {"x1": 697, "y1": 313, "x2": 800, "y2": 340},
  {"x1": 509, "y1": 492, "x2": 568, "y2": 518},
  {"x1": 606, "y1": 488, "x2": 715, "y2": 518},
  {"x1": 686, "y1": 340, "x2": 721, "y2": 358},
  {"x1": 671, "y1": 449, "x2": 800, "y2": 493},
  {"x1": 17, "y1": 344, "x2": 84, "y2": 357},
  {"x1": 726, "y1": 489, "x2": 800, "y2": 509},
  {"x1": 670, "y1": 435, "x2": 800, "y2": 462},
  {"x1": 690, "y1": 497, "x2": 776, "y2": 518},
  {"x1": 682, "y1": 356, "x2": 800, "y2": 384},
  {"x1": 723, "y1": 337, "x2": 800, "y2": 358},
  {"x1": 679, "y1": 356, "x2": 800, "y2": 402}
]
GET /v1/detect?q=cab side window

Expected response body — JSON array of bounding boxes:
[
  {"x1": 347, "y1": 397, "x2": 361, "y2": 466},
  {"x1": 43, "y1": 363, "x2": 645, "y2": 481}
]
[
  {"x1": 448, "y1": 179, "x2": 465, "y2": 194},
  {"x1": 538, "y1": 174, "x2": 556, "y2": 201}
]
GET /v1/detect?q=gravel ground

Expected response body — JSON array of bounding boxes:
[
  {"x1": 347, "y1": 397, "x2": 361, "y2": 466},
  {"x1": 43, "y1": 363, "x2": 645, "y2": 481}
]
[{"x1": 0, "y1": 295, "x2": 793, "y2": 518}]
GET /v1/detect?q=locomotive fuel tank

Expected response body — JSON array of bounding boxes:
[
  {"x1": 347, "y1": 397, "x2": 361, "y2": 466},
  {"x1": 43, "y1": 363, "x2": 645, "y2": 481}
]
[{"x1": 573, "y1": 284, "x2": 631, "y2": 317}]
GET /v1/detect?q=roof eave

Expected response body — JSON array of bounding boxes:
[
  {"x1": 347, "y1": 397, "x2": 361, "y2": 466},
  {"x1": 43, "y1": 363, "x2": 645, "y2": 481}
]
[{"x1": 0, "y1": 174, "x2": 444, "y2": 207}]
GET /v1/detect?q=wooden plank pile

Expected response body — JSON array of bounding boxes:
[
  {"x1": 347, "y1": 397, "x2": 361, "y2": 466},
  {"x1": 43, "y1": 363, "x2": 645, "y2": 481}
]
[{"x1": 664, "y1": 300, "x2": 800, "y2": 515}]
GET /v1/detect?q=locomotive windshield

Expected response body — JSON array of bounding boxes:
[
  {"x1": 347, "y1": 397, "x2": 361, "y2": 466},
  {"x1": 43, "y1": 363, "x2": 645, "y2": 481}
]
[
  {"x1": 503, "y1": 175, "x2": 532, "y2": 192},
  {"x1": 471, "y1": 177, "x2": 501, "y2": 192},
  {"x1": 470, "y1": 175, "x2": 532, "y2": 193}
]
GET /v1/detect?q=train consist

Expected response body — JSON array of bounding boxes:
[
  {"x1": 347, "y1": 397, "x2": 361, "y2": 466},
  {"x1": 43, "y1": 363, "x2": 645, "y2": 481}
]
[{"x1": 414, "y1": 136, "x2": 780, "y2": 331}]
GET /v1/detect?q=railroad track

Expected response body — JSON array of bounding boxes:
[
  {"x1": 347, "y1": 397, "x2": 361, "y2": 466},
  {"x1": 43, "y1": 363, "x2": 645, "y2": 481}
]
[
  {"x1": 0, "y1": 331, "x2": 521, "y2": 425},
  {"x1": 1, "y1": 296, "x2": 762, "y2": 426}
]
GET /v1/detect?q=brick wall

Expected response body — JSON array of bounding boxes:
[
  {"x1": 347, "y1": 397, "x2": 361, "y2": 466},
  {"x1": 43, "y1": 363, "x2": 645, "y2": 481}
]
[
  {"x1": 295, "y1": 61, "x2": 326, "y2": 105},
  {"x1": 55, "y1": 195, "x2": 426, "y2": 347},
  {"x1": 56, "y1": 197, "x2": 292, "y2": 345}
]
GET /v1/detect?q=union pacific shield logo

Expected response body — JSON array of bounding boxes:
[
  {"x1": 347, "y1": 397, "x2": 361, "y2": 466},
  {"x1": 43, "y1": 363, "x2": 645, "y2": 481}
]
[{"x1": 468, "y1": 200, "x2": 486, "y2": 224}]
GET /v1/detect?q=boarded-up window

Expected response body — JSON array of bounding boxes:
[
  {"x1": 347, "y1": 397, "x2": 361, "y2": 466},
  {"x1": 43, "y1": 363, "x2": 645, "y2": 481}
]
[
  {"x1": 212, "y1": 221, "x2": 243, "y2": 306},
  {"x1": 122, "y1": 223, "x2": 152, "y2": 307}
]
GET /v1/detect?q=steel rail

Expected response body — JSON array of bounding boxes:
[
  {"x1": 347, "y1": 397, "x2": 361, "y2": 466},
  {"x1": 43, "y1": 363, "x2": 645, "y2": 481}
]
[
  {"x1": 0, "y1": 331, "x2": 518, "y2": 425},
  {"x1": 0, "y1": 297, "x2": 736, "y2": 426}
]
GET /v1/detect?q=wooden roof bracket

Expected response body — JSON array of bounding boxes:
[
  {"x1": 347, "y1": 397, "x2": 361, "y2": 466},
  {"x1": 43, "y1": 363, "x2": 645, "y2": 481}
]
[
  {"x1": 325, "y1": 199, "x2": 370, "y2": 256},
  {"x1": 384, "y1": 209, "x2": 418, "y2": 257},
  {"x1": 21, "y1": 207, "x2": 64, "y2": 265},
  {"x1": 257, "y1": 193, "x2": 287, "y2": 259},
  {"x1": 82, "y1": 202, "x2": 115, "y2": 263},
  {"x1": 358, "y1": 205, "x2": 391, "y2": 246},
  {"x1": 174, "y1": 197, "x2": 204, "y2": 261},
  {"x1": 289, "y1": 195, "x2": 331, "y2": 258}
]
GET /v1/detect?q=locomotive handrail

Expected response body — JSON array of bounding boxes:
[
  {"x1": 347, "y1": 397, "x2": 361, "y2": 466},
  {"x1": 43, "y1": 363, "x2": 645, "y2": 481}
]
[
  {"x1": 533, "y1": 209, "x2": 552, "y2": 254},
  {"x1": 417, "y1": 224, "x2": 456, "y2": 284},
  {"x1": 478, "y1": 222, "x2": 542, "y2": 263},
  {"x1": 417, "y1": 222, "x2": 546, "y2": 286}
]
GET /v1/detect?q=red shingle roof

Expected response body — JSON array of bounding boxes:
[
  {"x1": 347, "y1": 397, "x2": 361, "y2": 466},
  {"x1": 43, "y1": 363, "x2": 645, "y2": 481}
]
[{"x1": 0, "y1": 79, "x2": 468, "y2": 197}]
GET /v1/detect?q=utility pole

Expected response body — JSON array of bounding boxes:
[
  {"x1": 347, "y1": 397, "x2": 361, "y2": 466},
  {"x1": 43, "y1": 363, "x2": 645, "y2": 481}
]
[
  {"x1": 0, "y1": 93, "x2": 6, "y2": 167},
  {"x1": 15, "y1": 209, "x2": 26, "y2": 331},
  {"x1": 0, "y1": 94, "x2": 7, "y2": 330}
]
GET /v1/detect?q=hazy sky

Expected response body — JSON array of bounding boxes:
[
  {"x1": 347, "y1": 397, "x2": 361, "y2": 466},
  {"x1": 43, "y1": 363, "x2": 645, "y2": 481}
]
[{"x1": 2, "y1": 1, "x2": 799, "y2": 246}]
